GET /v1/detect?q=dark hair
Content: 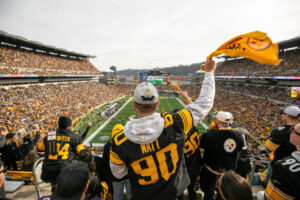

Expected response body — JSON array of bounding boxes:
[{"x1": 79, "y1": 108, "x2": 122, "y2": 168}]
[
  {"x1": 88, "y1": 161, "x2": 96, "y2": 173},
  {"x1": 23, "y1": 134, "x2": 32, "y2": 143},
  {"x1": 22, "y1": 150, "x2": 39, "y2": 171},
  {"x1": 134, "y1": 101, "x2": 158, "y2": 114},
  {"x1": 77, "y1": 149, "x2": 96, "y2": 173},
  {"x1": 58, "y1": 116, "x2": 72, "y2": 129},
  {"x1": 217, "y1": 171, "x2": 253, "y2": 200},
  {"x1": 78, "y1": 149, "x2": 92, "y2": 164}
]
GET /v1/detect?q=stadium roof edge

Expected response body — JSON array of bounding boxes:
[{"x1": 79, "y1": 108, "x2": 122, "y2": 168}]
[
  {"x1": 0, "y1": 30, "x2": 96, "y2": 59},
  {"x1": 278, "y1": 36, "x2": 300, "y2": 49}
]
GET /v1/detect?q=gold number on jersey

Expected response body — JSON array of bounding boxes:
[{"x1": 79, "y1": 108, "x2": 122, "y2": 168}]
[
  {"x1": 164, "y1": 114, "x2": 174, "y2": 128},
  {"x1": 184, "y1": 132, "x2": 200, "y2": 157},
  {"x1": 131, "y1": 143, "x2": 178, "y2": 185},
  {"x1": 156, "y1": 143, "x2": 178, "y2": 181},
  {"x1": 184, "y1": 141, "x2": 194, "y2": 157},
  {"x1": 131, "y1": 155, "x2": 159, "y2": 185},
  {"x1": 48, "y1": 143, "x2": 70, "y2": 160},
  {"x1": 114, "y1": 132, "x2": 127, "y2": 146}
]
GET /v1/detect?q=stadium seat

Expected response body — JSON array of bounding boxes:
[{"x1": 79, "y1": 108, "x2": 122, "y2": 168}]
[
  {"x1": 32, "y1": 157, "x2": 50, "y2": 198},
  {"x1": 6, "y1": 171, "x2": 34, "y2": 183}
]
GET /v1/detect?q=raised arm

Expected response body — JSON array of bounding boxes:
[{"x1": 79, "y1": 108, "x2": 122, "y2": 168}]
[
  {"x1": 177, "y1": 90, "x2": 193, "y2": 105},
  {"x1": 186, "y1": 58, "x2": 216, "y2": 123}
]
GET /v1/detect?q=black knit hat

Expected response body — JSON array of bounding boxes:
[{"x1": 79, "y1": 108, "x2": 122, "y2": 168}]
[
  {"x1": 51, "y1": 161, "x2": 89, "y2": 200},
  {"x1": 58, "y1": 116, "x2": 72, "y2": 129}
]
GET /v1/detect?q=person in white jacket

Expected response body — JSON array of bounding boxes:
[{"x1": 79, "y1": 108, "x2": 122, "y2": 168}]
[{"x1": 110, "y1": 58, "x2": 216, "y2": 200}]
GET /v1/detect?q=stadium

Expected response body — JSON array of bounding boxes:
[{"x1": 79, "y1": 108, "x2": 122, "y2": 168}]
[
  {"x1": 1, "y1": 30, "x2": 299, "y2": 199},
  {"x1": 1, "y1": 3, "x2": 300, "y2": 199}
]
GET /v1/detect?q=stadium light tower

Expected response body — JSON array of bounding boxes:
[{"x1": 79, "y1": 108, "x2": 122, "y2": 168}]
[
  {"x1": 110, "y1": 66, "x2": 116, "y2": 74},
  {"x1": 110, "y1": 66, "x2": 117, "y2": 80}
]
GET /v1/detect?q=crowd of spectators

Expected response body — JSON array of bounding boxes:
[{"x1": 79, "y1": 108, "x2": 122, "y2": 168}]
[
  {"x1": 0, "y1": 72, "x2": 297, "y2": 199},
  {"x1": 216, "y1": 82, "x2": 300, "y2": 105},
  {"x1": 0, "y1": 82, "x2": 133, "y2": 134},
  {"x1": 0, "y1": 126, "x2": 40, "y2": 171},
  {"x1": 0, "y1": 81, "x2": 133, "y2": 184},
  {"x1": 213, "y1": 90, "x2": 283, "y2": 139},
  {"x1": 162, "y1": 84, "x2": 285, "y2": 139},
  {"x1": 0, "y1": 46, "x2": 101, "y2": 76},
  {"x1": 161, "y1": 81, "x2": 299, "y2": 141},
  {"x1": 215, "y1": 49, "x2": 300, "y2": 76}
]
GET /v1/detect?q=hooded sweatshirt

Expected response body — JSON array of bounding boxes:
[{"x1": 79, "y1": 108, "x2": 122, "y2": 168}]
[
  {"x1": 124, "y1": 113, "x2": 165, "y2": 144},
  {"x1": 110, "y1": 72, "x2": 215, "y2": 199}
]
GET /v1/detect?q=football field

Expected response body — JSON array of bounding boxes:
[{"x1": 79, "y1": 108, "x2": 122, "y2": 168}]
[{"x1": 86, "y1": 97, "x2": 209, "y2": 146}]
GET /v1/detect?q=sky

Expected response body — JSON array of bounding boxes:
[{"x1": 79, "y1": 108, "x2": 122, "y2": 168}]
[{"x1": 1, "y1": 0, "x2": 300, "y2": 71}]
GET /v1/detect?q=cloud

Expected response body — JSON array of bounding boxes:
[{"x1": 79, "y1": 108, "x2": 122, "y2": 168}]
[{"x1": 1, "y1": 0, "x2": 300, "y2": 71}]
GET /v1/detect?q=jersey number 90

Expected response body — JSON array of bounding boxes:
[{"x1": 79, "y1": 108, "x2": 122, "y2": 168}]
[{"x1": 131, "y1": 143, "x2": 178, "y2": 185}]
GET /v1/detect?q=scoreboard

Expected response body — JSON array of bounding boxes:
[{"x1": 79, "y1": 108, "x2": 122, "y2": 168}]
[{"x1": 139, "y1": 71, "x2": 170, "y2": 85}]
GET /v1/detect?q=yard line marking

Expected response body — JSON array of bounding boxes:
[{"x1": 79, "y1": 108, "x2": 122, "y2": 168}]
[{"x1": 84, "y1": 97, "x2": 133, "y2": 146}]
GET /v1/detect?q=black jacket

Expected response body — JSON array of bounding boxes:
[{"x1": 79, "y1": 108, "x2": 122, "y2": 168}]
[{"x1": 200, "y1": 127, "x2": 245, "y2": 172}]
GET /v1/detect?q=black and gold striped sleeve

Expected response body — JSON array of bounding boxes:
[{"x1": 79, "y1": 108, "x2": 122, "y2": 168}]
[
  {"x1": 265, "y1": 179, "x2": 295, "y2": 200},
  {"x1": 175, "y1": 109, "x2": 193, "y2": 134},
  {"x1": 110, "y1": 148, "x2": 125, "y2": 165},
  {"x1": 265, "y1": 139, "x2": 280, "y2": 152},
  {"x1": 264, "y1": 160, "x2": 296, "y2": 200},
  {"x1": 265, "y1": 128, "x2": 283, "y2": 152}
]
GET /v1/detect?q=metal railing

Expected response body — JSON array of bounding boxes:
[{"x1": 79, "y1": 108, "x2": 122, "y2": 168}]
[{"x1": 248, "y1": 158, "x2": 270, "y2": 187}]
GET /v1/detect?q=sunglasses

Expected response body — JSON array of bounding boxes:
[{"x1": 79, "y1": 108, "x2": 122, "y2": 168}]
[{"x1": 289, "y1": 127, "x2": 300, "y2": 136}]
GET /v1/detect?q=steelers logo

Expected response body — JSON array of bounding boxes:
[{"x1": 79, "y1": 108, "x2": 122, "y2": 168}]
[
  {"x1": 224, "y1": 138, "x2": 236, "y2": 153},
  {"x1": 247, "y1": 37, "x2": 271, "y2": 51},
  {"x1": 145, "y1": 88, "x2": 151, "y2": 97}
]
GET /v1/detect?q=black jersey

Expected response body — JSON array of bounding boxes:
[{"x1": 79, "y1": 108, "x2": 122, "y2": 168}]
[
  {"x1": 265, "y1": 153, "x2": 300, "y2": 200},
  {"x1": 110, "y1": 109, "x2": 193, "y2": 200},
  {"x1": 200, "y1": 128, "x2": 244, "y2": 172},
  {"x1": 265, "y1": 125, "x2": 296, "y2": 166},
  {"x1": 38, "y1": 128, "x2": 84, "y2": 170},
  {"x1": 184, "y1": 126, "x2": 201, "y2": 176}
]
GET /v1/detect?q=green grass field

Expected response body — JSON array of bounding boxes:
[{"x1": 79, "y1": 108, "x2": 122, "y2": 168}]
[
  {"x1": 72, "y1": 97, "x2": 129, "y2": 140},
  {"x1": 88, "y1": 97, "x2": 211, "y2": 145}
]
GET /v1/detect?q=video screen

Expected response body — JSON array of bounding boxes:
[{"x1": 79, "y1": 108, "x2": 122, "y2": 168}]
[
  {"x1": 140, "y1": 72, "x2": 170, "y2": 85},
  {"x1": 146, "y1": 76, "x2": 163, "y2": 85}
]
